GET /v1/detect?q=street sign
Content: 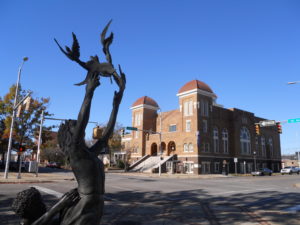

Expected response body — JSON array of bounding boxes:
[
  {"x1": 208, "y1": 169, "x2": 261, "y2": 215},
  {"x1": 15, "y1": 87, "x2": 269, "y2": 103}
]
[
  {"x1": 288, "y1": 118, "x2": 300, "y2": 123},
  {"x1": 234, "y1": 157, "x2": 238, "y2": 163},
  {"x1": 126, "y1": 126, "x2": 138, "y2": 131},
  {"x1": 259, "y1": 120, "x2": 276, "y2": 127}
]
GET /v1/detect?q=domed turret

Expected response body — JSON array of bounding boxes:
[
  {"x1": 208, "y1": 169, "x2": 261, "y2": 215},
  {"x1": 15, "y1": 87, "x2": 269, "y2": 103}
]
[
  {"x1": 131, "y1": 96, "x2": 159, "y2": 108},
  {"x1": 178, "y1": 80, "x2": 214, "y2": 94}
]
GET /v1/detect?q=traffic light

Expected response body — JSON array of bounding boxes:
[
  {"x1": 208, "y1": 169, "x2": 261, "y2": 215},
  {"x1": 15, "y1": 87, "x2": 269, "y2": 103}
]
[
  {"x1": 121, "y1": 129, "x2": 125, "y2": 137},
  {"x1": 19, "y1": 145, "x2": 25, "y2": 152},
  {"x1": 93, "y1": 126, "x2": 103, "y2": 139},
  {"x1": 16, "y1": 105, "x2": 22, "y2": 118},
  {"x1": 24, "y1": 96, "x2": 32, "y2": 111},
  {"x1": 276, "y1": 122, "x2": 282, "y2": 134},
  {"x1": 255, "y1": 124, "x2": 260, "y2": 135}
]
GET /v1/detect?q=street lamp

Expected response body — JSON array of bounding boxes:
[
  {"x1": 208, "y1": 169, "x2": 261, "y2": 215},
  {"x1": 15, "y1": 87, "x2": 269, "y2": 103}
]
[
  {"x1": 158, "y1": 108, "x2": 162, "y2": 176},
  {"x1": 253, "y1": 151, "x2": 257, "y2": 171},
  {"x1": 4, "y1": 57, "x2": 29, "y2": 179}
]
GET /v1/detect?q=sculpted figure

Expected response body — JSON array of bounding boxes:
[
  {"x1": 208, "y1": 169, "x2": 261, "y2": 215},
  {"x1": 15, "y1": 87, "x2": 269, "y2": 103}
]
[{"x1": 12, "y1": 20, "x2": 126, "y2": 225}]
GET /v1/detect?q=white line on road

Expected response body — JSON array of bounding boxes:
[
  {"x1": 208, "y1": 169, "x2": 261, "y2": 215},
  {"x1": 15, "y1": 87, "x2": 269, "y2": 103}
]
[
  {"x1": 213, "y1": 187, "x2": 275, "y2": 195},
  {"x1": 33, "y1": 186, "x2": 63, "y2": 198},
  {"x1": 34, "y1": 185, "x2": 115, "y2": 201},
  {"x1": 108, "y1": 185, "x2": 136, "y2": 191}
]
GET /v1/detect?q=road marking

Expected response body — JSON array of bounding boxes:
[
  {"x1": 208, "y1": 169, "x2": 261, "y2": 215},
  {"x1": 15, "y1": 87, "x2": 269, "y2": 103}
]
[
  {"x1": 33, "y1": 186, "x2": 63, "y2": 198},
  {"x1": 214, "y1": 187, "x2": 274, "y2": 195},
  {"x1": 34, "y1": 185, "x2": 114, "y2": 201},
  {"x1": 109, "y1": 185, "x2": 136, "y2": 191}
]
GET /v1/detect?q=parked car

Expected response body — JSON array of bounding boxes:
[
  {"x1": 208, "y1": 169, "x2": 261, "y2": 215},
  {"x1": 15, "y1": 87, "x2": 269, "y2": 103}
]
[
  {"x1": 46, "y1": 162, "x2": 61, "y2": 169},
  {"x1": 251, "y1": 168, "x2": 273, "y2": 176},
  {"x1": 280, "y1": 166, "x2": 299, "y2": 175}
]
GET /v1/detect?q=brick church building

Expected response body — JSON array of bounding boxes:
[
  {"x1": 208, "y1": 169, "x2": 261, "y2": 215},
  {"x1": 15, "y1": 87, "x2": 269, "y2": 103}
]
[{"x1": 122, "y1": 80, "x2": 281, "y2": 174}]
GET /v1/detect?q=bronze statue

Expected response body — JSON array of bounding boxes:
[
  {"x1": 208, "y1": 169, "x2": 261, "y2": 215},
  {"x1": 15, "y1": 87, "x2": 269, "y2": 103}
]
[{"x1": 12, "y1": 20, "x2": 126, "y2": 225}]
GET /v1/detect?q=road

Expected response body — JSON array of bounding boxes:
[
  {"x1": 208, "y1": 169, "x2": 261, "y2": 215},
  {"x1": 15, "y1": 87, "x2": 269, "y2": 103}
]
[{"x1": 1, "y1": 172, "x2": 300, "y2": 224}]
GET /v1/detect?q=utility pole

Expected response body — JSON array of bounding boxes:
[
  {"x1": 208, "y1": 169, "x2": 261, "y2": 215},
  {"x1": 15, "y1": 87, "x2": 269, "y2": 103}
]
[
  {"x1": 4, "y1": 57, "x2": 28, "y2": 179},
  {"x1": 35, "y1": 110, "x2": 44, "y2": 177}
]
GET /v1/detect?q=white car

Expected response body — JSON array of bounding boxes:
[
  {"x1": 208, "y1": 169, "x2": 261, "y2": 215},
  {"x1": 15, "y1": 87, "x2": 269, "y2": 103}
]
[{"x1": 281, "y1": 166, "x2": 299, "y2": 175}]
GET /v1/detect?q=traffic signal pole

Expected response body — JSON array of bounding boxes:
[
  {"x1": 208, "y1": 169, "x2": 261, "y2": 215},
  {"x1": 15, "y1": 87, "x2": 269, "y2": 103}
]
[
  {"x1": 4, "y1": 57, "x2": 28, "y2": 179},
  {"x1": 35, "y1": 110, "x2": 44, "y2": 177}
]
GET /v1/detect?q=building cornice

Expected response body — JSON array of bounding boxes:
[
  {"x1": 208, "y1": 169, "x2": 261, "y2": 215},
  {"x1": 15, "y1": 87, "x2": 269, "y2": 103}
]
[
  {"x1": 176, "y1": 88, "x2": 217, "y2": 99},
  {"x1": 130, "y1": 104, "x2": 159, "y2": 111}
]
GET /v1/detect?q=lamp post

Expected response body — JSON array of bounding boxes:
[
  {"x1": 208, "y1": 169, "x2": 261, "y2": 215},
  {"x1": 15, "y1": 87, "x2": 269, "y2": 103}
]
[
  {"x1": 158, "y1": 108, "x2": 162, "y2": 176},
  {"x1": 4, "y1": 57, "x2": 28, "y2": 179},
  {"x1": 253, "y1": 151, "x2": 257, "y2": 171},
  {"x1": 287, "y1": 81, "x2": 300, "y2": 167}
]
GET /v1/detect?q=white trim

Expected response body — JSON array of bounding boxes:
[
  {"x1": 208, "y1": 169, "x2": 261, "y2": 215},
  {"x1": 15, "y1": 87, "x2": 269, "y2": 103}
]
[
  {"x1": 130, "y1": 104, "x2": 159, "y2": 111},
  {"x1": 177, "y1": 88, "x2": 217, "y2": 99}
]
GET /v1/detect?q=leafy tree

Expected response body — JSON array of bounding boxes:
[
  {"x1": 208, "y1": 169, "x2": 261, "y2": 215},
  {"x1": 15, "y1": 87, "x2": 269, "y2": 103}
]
[
  {"x1": 0, "y1": 84, "x2": 53, "y2": 160},
  {"x1": 108, "y1": 122, "x2": 123, "y2": 154},
  {"x1": 0, "y1": 118, "x2": 7, "y2": 164}
]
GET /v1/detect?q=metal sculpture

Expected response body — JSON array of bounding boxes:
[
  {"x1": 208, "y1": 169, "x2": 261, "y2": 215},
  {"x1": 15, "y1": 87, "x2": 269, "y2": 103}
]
[{"x1": 12, "y1": 20, "x2": 126, "y2": 225}]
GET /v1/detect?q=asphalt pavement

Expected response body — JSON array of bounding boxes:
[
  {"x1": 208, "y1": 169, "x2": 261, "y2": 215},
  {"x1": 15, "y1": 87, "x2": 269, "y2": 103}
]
[{"x1": 1, "y1": 169, "x2": 300, "y2": 225}]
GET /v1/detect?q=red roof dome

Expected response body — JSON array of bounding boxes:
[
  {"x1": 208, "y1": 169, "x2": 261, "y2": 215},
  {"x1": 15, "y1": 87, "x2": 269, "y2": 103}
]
[
  {"x1": 132, "y1": 96, "x2": 159, "y2": 108},
  {"x1": 178, "y1": 80, "x2": 213, "y2": 94}
]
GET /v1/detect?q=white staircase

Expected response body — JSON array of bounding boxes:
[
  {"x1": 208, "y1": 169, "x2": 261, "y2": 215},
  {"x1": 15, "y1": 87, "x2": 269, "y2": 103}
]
[{"x1": 130, "y1": 155, "x2": 175, "y2": 173}]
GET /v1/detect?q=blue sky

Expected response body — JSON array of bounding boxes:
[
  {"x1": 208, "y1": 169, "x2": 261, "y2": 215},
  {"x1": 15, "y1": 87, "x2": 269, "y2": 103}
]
[{"x1": 1, "y1": 0, "x2": 300, "y2": 155}]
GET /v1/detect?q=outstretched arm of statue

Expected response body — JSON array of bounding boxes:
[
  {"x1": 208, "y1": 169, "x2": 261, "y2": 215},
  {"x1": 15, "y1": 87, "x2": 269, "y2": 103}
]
[
  {"x1": 32, "y1": 189, "x2": 79, "y2": 225},
  {"x1": 91, "y1": 65, "x2": 126, "y2": 154},
  {"x1": 73, "y1": 72, "x2": 100, "y2": 141}
]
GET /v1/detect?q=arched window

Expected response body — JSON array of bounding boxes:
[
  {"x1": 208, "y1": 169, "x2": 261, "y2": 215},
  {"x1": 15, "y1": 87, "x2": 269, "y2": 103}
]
[
  {"x1": 268, "y1": 138, "x2": 273, "y2": 157},
  {"x1": 240, "y1": 127, "x2": 251, "y2": 154},
  {"x1": 184, "y1": 143, "x2": 188, "y2": 152},
  {"x1": 222, "y1": 128, "x2": 229, "y2": 153},
  {"x1": 189, "y1": 143, "x2": 194, "y2": 152},
  {"x1": 261, "y1": 136, "x2": 266, "y2": 156},
  {"x1": 213, "y1": 127, "x2": 219, "y2": 153}
]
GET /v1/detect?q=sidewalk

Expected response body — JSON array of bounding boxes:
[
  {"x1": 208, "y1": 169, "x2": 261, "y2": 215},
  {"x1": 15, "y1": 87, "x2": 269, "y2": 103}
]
[
  {"x1": 0, "y1": 169, "x2": 233, "y2": 184},
  {"x1": 0, "y1": 170, "x2": 75, "y2": 184}
]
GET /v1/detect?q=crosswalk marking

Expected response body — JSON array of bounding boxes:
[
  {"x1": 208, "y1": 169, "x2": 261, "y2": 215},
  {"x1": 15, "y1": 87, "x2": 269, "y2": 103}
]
[{"x1": 33, "y1": 186, "x2": 63, "y2": 198}]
